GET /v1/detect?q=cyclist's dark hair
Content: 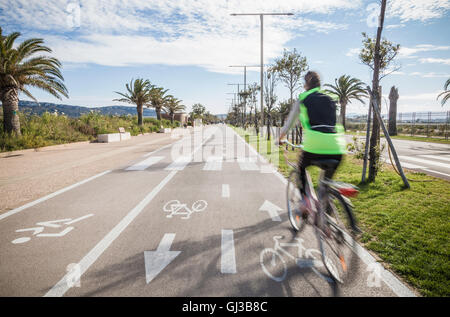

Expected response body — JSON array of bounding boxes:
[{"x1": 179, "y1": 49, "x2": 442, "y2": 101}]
[{"x1": 304, "y1": 71, "x2": 321, "y2": 89}]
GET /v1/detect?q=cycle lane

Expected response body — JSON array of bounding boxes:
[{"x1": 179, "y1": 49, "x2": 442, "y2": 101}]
[
  {"x1": 62, "y1": 125, "x2": 400, "y2": 297},
  {"x1": 0, "y1": 134, "x2": 189, "y2": 296}
]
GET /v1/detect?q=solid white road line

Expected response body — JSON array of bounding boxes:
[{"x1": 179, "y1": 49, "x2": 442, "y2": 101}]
[
  {"x1": 0, "y1": 170, "x2": 111, "y2": 222},
  {"x1": 419, "y1": 155, "x2": 450, "y2": 163},
  {"x1": 421, "y1": 169, "x2": 450, "y2": 178},
  {"x1": 221, "y1": 229, "x2": 237, "y2": 274},
  {"x1": 125, "y1": 156, "x2": 164, "y2": 171},
  {"x1": 44, "y1": 170, "x2": 178, "y2": 297},
  {"x1": 45, "y1": 130, "x2": 213, "y2": 297},
  {"x1": 222, "y1": 184, "x2": 230, "y2": 198},
  {"x1": 203, "y1": 156, "x2": 223, "y2": 171},
  {"x1": 398, "y1": 156, "x2": 450, "y2": 169}
]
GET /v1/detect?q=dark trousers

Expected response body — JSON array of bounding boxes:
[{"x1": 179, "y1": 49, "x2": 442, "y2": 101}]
[{"x1": 298, "y1": 151, "x2": 343, "y2": 194}]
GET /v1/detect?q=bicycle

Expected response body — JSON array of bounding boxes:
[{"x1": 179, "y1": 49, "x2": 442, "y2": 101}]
[{"x1": 281, "y1": 139, "x2": 360, "y2": 286}]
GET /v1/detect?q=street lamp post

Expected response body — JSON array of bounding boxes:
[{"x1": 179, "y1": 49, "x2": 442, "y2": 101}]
[
  {"x1": 229, "y1": 65, "x2": 259, "y2": 127},
  {"x1": 230, "y1": 13, "x2": 293, "y2": 131}
]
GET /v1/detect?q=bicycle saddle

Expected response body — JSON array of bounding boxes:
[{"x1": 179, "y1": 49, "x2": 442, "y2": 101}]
[{"x1": 310, "y1": 159, "x2": 339, "y2": 170}]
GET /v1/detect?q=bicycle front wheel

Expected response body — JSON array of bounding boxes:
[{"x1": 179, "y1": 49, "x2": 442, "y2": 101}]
[{"x1": 316, "y1": 191, "x2": 358, "y2": 285}]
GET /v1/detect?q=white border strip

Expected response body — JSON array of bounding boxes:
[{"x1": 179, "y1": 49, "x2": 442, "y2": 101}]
[
  {"x1": 231, "y1": 127, "x2": 416, "y2": 297},
  {"x1": 0, "y1": 170, "x2": 111, "y2": 221}
]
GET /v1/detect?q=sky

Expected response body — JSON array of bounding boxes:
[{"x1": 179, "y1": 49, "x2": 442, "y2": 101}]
[{"x1": 1, "y1": 0, "x2": 450, "y2": 115}]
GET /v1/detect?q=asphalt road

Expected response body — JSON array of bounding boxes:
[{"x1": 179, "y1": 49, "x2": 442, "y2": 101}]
[
  {"x1": 346, "y1": 135, "x2": 450, "y2": 181},
  {"x1": 0, "y1": 125, "x2": 415, "y2": 297}
]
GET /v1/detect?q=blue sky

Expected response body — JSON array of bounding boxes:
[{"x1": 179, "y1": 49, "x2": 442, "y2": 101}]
[{"x1": 1, "y1": 0, "x2": 449, "y2": 115}]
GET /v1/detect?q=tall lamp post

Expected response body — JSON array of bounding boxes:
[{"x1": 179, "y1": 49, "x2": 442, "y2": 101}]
[
  {"x1": 229, "y1": 65, "x2": 259, "y2": 127},
  {"x1": 230, "y1": 13, "x2": 293, "y2": 130}
]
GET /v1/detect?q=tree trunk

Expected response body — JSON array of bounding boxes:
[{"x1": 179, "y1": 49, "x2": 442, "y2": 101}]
[
  {"x1": 368, "y1": 86, "x2": 382, "y2": 182},
  {"x1": 388, "y1": 86, "x2": 399, "y2": 136},
  {"x1": 137, "y1": 104, "x2": 143, "y2": 126},
  {"x1": 266, "y1": 114, "x2": 271, "y2": 141},
  {"x1": 1, "y1": 87, "x2": 21, "y2": 135},
  {"x1": 368, "y1": 0, "x2": 387, "y2": 183},
  {"x1": 340, "y1": 100, "x2": 348, "y2": 131},
  {"x1": 156, "y1": 107, "x2": 161, "y2": 121}
]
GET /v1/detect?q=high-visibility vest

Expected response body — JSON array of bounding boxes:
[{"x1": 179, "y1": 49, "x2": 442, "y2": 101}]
[{"x1": 298, "y1": 87, "x2": 347, "y2": 155}]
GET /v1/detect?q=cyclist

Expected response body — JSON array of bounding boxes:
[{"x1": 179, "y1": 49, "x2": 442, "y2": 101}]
[{"x1": 277, "y1": 71, "x2": 347, "y2": 215}]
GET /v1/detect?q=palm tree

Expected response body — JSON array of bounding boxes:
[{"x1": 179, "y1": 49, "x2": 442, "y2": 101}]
[
  {"x1": 0, "y1": 28, "x2": 68, "y2": 135},
  {"x1": 324, "y1": 75, "x2": 368, "y2": 130},
  {"x1": 437, "y1": 78, "x2": 450, "y2": 106},
  {"x1": 163, "y1": 96, "x2": 185, "y2": 124},
  {"x1": 149, "y1": 86, "x2": 170, "y2": 121},
  {"x1": 113, "y1": 78, "x2": 152, "y2": 126}
]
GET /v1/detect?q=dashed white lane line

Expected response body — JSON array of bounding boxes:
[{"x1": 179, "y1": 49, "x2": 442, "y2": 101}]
[
  {"x1": 165, "y1": 156, "x2": 192, "y2": 171},
  {"x1": 382, "y1": 157, "x2": 424, "y2": 169},
  {"x1": 398, "y1": 156, "x2": 450, "y2": 169},
  {"x1": 419, "y1": 155, "x2": 450, "y2": 163},
  {"x1": 237, "y1": 160, "x2": 259, "y2": 171},
  {"x1": 203, "y1": 156, "x2": 223, "y2": 171},
  {"x1": 222, "y1": 184, "x2": 230, "y2": 198},
  {"x1": 0, "y1": 170, "x2": 111, "y2": 222},
  {"x1": 125, "y1": 156, "x2": 164, "y2": 171},
  {"x1": 221, "y1": 229, "x2": 237, "y2": 274}
]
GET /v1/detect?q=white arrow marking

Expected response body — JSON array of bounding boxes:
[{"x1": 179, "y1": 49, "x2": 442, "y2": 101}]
[
  {"x1": 259, "y1": 200, "x2": 282, "y2": 222},
  {"x1": 144, "y1": 233, "x2": 181, "y2": 284}
]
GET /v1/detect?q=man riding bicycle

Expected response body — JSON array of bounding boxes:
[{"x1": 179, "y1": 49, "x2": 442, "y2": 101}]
[{"x1": 277, "y1": 71, "x2": 347, "y2": 215}]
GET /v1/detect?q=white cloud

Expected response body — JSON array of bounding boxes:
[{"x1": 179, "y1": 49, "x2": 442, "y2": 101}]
[
  {"x1": 387, "y1": 0, "x2": 450, "y2": 22},
  {"x1": 419, "y1": 58, "x2": 450, "y2": 65},
  {"x1": 346, "y1": 48, "x2": 360, "y2": 57},
  {"x1": 0, "y1": 0, "x2": 356, "y2": 73},
  {"x1": 410, "y1": 72, "x2": 450, "y2": 78},
  {"x1": 399, "y1": 44, "x2": 450, "y2": 58}
]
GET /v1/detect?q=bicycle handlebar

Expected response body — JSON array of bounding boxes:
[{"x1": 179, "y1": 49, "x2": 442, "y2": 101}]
[{"x1": 280, "y1": 140, "x2": 303, "y2": 149}]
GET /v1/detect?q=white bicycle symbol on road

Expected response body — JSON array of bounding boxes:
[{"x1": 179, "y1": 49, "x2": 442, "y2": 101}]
[
  {"x1": 260, "y1": 235, "x2": 337, "y2": 283},
  {"x1": 163, "y1": 200, "x2": 207, "y2": 219}
]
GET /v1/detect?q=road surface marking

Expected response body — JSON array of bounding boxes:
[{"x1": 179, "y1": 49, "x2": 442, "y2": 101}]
[
  {"x1": 125, "y1": 156, "x2": 164, "y2": 171},
  {"x1": 165, "y1": 156, "x2": 192, "y2": 171},
  {"x1": 230, "y1": 127, "x2": 415, "y2": 297},
  {"x1": 221, "y1": 229, "x2": 237, "y2": 274},
  {"x1": 259, "y1": 200, "x2": 282, "y2": 222},
  {"x1": 238, "y1": 161, "x2": 259, "y2": 171},
  {"x1": 45, "y1": 130, "x2": 212, "y2": 297},
  {"x1": 398, "y1": 156, "x2": 450, "y2": 169},
  {"x1": 143, "y1": 141, "x2": 178, "y2": 157},
  {"x1": 44, "y1": 170, "x2": 178, "y2": 297},
  {"x1": 421, "y1": 169, "x2": 450, "y2": 178},
  {"x1": 203, "y1": 156, "x2": 223, "y2": 171},
  {"x1": 0, "y1": 170, "x2": 111, "y2": 222},
  {"x1": 222, "y1": 184, "x2": 230, "y2": 198},
  {"x1": 382, "y1": 157, "x2": 424, "y2": 169},
  {"x1": 144, "y1": 233, "x2": 181, "y2": 284},
  {"x1": 419, "y1": 155, "x2": 450, "y2": 163},
  {"x1": 164, "y1": 200, "x2": 207, "y2": 219}
]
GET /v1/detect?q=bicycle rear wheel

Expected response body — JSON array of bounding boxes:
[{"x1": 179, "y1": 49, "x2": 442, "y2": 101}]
[
  {"x1": 286, "y1": 170, "x2": 306, "y2": 232},
  {"x1": 316, "y1": 190, "x2": 358, "y2": 285}
]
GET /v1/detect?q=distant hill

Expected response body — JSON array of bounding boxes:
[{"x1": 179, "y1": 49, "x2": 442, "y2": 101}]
[{"x1": 17, "y1": 100, "x2": 157, "y2": 118}]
